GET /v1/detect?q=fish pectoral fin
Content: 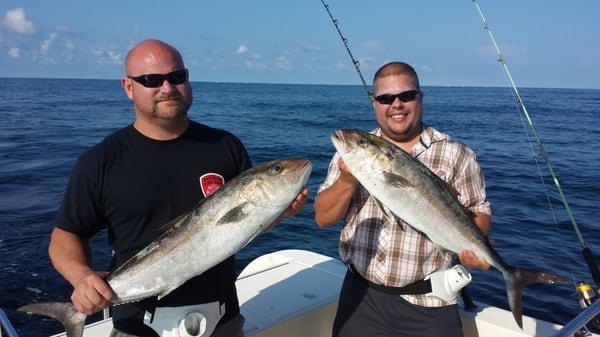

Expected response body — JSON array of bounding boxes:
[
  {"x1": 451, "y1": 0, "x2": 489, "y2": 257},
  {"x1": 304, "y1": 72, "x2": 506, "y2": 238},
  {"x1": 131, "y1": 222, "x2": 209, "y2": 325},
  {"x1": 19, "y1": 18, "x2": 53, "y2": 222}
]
[
  {"x1": 216, "y1": 203, "x2": 249, "y2": 226},
  {"x1": 370, "y1": 196, "x2": 401, "y2": 230},
  {"x1": 382, "y1": 172, "x2": 414, "y2": 188},
  {"x1": 157, "y1": 284, "x2": 181, "y2": 301},
  {"x1": 434, "y1": 244, "x2": 453, "y2": 257}
]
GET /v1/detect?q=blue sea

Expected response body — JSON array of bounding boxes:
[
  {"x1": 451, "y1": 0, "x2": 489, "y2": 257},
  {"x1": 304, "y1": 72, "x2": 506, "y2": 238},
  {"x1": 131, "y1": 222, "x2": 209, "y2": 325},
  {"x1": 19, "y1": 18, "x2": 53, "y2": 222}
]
[{"x1": 1, "y1": 78, "x2": 599, "y2": 336}]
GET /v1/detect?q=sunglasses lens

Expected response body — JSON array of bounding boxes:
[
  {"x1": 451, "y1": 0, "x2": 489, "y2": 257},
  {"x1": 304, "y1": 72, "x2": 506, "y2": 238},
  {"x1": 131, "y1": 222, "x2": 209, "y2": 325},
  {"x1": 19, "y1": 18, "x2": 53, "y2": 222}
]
[
  {"x1": 142, "y1": 74, "x2": 166, "y2": 88},
  {"x1": 167, "y1": 69, "x2": 188, "y2": 85},
  {"x1": 399, "y1": 90, "x2": 418, "y2": 102},
  {"x1": 376, "y1": 94, "x2": 396, "y2": 105}
]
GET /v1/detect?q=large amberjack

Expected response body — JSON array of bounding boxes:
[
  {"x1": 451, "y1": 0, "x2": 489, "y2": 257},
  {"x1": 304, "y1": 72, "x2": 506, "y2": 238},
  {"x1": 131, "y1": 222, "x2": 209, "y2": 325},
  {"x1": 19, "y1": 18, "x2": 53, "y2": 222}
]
[
  {"x1": 19, "y1": 158, "x2": 312, "y2": 337},
  {"x1": 330, "y1": 129, "x2": 566, "y2": 329}
]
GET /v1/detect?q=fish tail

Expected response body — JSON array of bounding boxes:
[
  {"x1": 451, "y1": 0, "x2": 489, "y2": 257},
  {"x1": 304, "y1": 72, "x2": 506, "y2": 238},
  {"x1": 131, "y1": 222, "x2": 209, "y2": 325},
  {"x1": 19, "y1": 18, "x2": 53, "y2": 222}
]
[
  {"x1": 19, "y1": 302, "x2": 87, "y2": 337},
  {"x1": 503, "y1": 267, "x2": 568, "y2": 329}
]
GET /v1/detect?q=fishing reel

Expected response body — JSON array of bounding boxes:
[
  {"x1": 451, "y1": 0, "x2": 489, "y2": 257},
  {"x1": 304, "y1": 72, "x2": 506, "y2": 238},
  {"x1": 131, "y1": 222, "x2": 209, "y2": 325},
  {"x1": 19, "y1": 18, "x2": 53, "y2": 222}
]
[{"x1": 575, "y1": 282, "x2": 600, "y2": 333}]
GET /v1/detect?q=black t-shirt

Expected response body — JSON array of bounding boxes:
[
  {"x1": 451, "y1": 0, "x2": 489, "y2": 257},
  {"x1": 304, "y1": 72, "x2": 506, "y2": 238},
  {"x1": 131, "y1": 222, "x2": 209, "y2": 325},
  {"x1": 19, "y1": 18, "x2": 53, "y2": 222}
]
[{"x1": 56, "y1": 121, "x2": 251, "y2": 334}]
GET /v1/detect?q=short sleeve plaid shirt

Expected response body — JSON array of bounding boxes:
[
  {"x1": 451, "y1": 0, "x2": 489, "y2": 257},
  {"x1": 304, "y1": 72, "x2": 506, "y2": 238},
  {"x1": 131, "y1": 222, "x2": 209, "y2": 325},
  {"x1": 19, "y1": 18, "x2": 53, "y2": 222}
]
[{"x1": 318, "y1": 126, "x2": 491, "y2": 307}]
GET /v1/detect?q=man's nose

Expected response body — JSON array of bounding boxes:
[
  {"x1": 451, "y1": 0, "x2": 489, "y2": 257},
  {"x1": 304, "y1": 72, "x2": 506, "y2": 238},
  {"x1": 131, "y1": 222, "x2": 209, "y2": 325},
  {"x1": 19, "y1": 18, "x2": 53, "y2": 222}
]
[
  {"x1": 391, "y1": 96, "x2": 404, "y2": 107},
  {"x1": 159, "y1": 79, "x2": 176, "y2": 92}
]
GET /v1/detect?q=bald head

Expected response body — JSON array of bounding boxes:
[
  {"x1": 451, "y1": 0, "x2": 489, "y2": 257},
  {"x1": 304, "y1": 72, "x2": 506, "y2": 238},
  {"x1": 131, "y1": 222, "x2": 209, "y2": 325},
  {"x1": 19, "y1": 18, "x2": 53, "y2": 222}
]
[
  {"x1": 125, "y1": 39, "x2": 185, "y2": 76},
  {"x1": 373, "y1": 62, "x2": 420, "y2": 90}
]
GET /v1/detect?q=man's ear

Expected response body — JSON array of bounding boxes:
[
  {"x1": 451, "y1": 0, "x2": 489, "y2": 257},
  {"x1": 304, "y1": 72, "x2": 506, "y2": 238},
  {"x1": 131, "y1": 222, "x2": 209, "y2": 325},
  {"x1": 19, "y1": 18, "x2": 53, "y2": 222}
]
[{"x1": 121, "y1": 77, "x2": 134, "y2": 100}]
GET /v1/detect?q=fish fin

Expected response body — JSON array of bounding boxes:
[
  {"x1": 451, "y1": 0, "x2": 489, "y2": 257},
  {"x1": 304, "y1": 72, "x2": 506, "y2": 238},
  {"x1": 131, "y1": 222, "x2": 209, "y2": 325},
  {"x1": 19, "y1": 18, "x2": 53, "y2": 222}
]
[
  {"x1": 382, "y1": 172, "x2": 414, "y2": 188},
  {"x1": 369, "y1": 196, "x2": 401, "y2": 230},
  {"x1": 19, "y1": 302, "x2": 86, "y2": 337},
  {"x1": 217, "y1": 203, "x2": 249, "y2": 226},
  {"x1": 435, "y1": 244, "x2": 453, "y2": 257},
  {"x1": 158, "y1": 212, "x2": 190, "y2": 234},
  {"x1": 503, "y1": 267, "x2": 569, "y2": 329},
  {"x1": 157, "y1": 285, "x2": 181, "y2": 301}
]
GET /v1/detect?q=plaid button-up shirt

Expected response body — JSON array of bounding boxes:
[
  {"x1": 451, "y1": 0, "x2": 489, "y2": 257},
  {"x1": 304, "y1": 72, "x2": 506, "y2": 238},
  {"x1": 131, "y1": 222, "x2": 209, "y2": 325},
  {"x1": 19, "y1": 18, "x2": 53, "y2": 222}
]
[{"x1": 318, "y1": 126, "x2": 491, "y2": 307}]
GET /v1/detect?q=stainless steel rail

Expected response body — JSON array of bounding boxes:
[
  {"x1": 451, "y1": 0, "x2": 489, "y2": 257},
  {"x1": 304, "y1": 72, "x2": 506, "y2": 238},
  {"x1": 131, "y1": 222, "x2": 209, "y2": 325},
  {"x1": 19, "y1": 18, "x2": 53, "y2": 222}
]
[
  {"x1": 551, "y1": 299, "x2": 600, "y2": 337},
  {"x1": 0, "y1": 309, "x2": 19, "y2": 337}
]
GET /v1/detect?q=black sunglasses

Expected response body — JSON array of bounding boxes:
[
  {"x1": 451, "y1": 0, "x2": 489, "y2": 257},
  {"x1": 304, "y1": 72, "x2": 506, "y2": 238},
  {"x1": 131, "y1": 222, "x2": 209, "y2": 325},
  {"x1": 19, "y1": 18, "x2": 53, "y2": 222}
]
[
  {"x1": 127, "y1": 69, "x2": 188, "y2": 88},
  {"x1": 373, "y1": 90, "x2": 420, "y2": 105}
]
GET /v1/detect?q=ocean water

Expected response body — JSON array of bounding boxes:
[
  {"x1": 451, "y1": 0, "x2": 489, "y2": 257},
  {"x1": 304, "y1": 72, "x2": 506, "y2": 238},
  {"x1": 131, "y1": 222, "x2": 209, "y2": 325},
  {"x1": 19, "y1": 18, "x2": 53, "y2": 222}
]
[{"x1": 1, "y1": 78, "x2": 599, "y2": 336}]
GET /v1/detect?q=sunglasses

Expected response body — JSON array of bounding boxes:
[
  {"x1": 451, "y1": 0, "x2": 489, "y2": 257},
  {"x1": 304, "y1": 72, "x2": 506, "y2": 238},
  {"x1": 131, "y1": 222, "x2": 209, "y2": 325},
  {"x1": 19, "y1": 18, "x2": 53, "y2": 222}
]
[
  {"x1": 127, "y1": 69, "x2": 188, "y2": 88},
  {"x1": 373, "y1": 90, "x2": 420, "y2": 105}
]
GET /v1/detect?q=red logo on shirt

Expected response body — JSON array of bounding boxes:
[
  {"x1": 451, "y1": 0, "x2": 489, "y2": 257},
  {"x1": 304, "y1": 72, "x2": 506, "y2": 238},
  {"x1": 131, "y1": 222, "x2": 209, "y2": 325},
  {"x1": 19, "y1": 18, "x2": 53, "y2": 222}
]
[{"x1": 199, "y1": 173, "x2": 225, "y2": 198}]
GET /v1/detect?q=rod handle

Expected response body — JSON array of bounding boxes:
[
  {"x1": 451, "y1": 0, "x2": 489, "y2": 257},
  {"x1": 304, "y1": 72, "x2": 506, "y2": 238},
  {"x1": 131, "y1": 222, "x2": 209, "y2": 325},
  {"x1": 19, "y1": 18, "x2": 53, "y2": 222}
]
[{"x1": 583, "y1": 247, "x2": 600, "y2": 289}]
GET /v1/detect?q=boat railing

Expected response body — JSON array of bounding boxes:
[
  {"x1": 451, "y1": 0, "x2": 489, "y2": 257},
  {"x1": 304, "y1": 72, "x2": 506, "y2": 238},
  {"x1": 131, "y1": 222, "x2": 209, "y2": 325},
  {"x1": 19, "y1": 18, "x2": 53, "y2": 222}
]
[
  {"x1": 551, "y1": 299, "x2": 600, "y2": 337},
  {"x1": 0, "y1": 309, "x2": 19, "y2": 337}
]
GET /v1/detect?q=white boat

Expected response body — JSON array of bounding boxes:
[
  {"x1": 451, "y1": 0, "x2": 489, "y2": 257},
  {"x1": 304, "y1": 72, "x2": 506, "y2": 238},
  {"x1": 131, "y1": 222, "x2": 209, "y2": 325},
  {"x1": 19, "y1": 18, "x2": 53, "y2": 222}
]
[{"x1": 3, "y1": 249, "x2": 596, "y2": 337}]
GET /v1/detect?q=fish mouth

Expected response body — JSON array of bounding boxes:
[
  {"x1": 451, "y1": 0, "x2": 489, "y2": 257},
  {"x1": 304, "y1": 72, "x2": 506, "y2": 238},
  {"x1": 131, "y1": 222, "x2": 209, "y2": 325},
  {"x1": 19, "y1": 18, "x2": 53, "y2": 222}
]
[
  {"x1": 284, "y1": 158, "x2": 312, "y2": 184},
  {"x1": 332, "y1": 129, "x2": 345, "y2": 142},
  {"x1": 298, "y1": 159, "x2": 313, "y2": 183},
  {"x1": 331, "y1": 129, "x2": 349, "y2": 154}
]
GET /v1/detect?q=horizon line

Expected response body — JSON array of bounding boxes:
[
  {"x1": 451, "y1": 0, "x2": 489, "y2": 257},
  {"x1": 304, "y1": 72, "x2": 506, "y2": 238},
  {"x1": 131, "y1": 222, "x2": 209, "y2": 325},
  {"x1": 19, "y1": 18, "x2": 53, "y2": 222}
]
[{"x1": 0, "y1": 76, "x2": 598, "y2": 91}]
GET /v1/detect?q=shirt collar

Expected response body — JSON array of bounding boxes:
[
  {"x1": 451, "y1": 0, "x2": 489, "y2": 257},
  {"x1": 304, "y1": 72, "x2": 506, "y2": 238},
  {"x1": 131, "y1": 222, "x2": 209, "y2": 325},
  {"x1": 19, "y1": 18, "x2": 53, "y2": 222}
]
[{"x1": 373, "y1": 124, "x2": 448, "y2": 157}]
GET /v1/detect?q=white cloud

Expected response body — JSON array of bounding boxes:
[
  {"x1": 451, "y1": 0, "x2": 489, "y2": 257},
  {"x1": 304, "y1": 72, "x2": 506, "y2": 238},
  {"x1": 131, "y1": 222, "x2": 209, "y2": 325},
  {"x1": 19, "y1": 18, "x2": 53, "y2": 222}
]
[
  {"x1": 420, "y1": 65, "x2": 433, "y2": 72},
  {"x1": 2, "y1": 8, "x2": 35, "y2": 34},
  {"x1": 65, "y1": 40, "x2": 74, "y2": 50},
  {"x1": 90, "y1": 47, "x2": 104, "y2": 57},
  {"x1": 90, "y1": 46, "x2": 122, "y2": 65},
  {"x1": 236, "y1": 45, "x2": 248, "y2": 54},
  {"x1": 107, "y1": 50, "x2": 122, "y2": 65},
  {"x1": 40, "y1": 32, "x2": 58, "y2": 52},
  {"x1": 8, "y1": 47, "x2": 20, "y2": 58},
  {"x1": 275, "y1": 55, "x2": 293, "y2": 70}
]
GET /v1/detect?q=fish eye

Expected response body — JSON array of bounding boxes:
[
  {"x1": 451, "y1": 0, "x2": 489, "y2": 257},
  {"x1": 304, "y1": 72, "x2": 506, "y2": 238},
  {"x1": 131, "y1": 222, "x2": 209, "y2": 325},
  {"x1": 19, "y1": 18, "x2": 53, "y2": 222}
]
[
  {"x1": 271, "y1": 164, "x2": 283, "y2": 174},
  {"x1": 357, "y1": 137, "x2": 367, "y2": 147}
]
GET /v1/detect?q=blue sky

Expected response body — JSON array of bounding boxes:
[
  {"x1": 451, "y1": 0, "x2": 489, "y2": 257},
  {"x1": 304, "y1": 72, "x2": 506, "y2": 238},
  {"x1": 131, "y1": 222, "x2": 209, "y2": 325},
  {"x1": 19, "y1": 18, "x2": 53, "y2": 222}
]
[{"x1": 0, "y1": 1, "x2": 598, "y2": 89}]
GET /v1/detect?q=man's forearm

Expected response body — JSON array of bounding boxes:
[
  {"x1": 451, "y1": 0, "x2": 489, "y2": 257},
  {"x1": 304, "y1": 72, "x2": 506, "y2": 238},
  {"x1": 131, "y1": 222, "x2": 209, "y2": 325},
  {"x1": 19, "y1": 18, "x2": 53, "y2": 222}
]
[
  {"x1": 49, "y1": 228, "x2": 94, "y2": 286},
  {"x1": 473, "y1": 212, "x2": 491, "y2": 234},
  {"x1": 314, "y1": 179, "x2": 357, "y2": 228}
]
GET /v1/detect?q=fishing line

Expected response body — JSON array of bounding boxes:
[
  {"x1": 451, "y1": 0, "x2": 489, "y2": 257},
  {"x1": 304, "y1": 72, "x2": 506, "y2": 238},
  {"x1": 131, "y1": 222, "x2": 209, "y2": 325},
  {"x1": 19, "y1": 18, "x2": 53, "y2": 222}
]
[
  {"x1": 471, "y1": 0, "x2": 600, "y2": 288},
  {"x1": 319, "y1": 0, "x2": 371, "y2": 99}
]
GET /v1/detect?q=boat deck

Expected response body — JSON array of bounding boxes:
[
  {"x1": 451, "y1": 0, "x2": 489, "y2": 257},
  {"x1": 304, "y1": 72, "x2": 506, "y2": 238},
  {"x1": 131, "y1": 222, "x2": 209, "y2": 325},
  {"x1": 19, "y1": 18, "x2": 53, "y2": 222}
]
[{"x1": 45, "y1": 249, "x2": 599, "y2": 337}]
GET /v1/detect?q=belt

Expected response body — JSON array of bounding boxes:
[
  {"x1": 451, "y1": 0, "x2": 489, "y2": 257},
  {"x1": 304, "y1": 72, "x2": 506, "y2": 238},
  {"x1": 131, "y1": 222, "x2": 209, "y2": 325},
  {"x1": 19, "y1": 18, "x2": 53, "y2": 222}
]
[{"x1": 348, "y1": 264, "x2": 432, "y2": 295}]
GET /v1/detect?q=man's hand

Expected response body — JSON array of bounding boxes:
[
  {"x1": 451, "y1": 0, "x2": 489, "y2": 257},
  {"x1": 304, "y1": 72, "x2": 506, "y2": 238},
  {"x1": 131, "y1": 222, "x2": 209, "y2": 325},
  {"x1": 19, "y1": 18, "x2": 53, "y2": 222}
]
[
  {"x1": 284, "y1": 187, "x2": 309, "y2": 217},
  {"x1": 338, "y1": 158, "x2": 358, "y2": 185},
  {"x1": 458, "y1": 250, "x2": 491, "y2": 270},
  {"x1": 71, "y1": 271, "x2": 115, "y2": 315}
]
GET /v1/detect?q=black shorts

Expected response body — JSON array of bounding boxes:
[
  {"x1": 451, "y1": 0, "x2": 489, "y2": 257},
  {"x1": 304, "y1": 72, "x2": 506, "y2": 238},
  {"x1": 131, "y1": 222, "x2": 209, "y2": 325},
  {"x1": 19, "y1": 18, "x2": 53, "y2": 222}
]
[{"x1": 332, "y1": 269, "x2": 464, "y2": 337}]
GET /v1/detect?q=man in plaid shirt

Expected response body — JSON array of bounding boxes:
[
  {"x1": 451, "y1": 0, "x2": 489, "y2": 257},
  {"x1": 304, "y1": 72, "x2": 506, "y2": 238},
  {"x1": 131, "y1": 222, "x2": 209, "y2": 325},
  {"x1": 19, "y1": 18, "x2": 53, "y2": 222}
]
[{"x1": 315, "y1": 62, "x2": 492, "y2": 337}]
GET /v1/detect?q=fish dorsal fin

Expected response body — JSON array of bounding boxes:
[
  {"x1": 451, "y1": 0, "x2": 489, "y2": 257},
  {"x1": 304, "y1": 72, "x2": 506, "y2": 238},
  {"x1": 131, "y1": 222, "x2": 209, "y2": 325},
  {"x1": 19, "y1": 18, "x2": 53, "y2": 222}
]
[
  {"x1": 382, "y1": 171, "x2": 414, "y2": 188},
  {"x1": 216, "y1": 202, "x2": 249, "y2": 226}
]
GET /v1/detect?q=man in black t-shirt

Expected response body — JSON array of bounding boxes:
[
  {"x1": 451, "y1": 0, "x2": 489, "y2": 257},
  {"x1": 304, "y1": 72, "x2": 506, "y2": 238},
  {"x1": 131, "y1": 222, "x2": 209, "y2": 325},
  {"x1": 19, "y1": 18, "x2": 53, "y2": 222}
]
[{"x1": 49, "y1": 39, "x2": 309, "y2": 337}]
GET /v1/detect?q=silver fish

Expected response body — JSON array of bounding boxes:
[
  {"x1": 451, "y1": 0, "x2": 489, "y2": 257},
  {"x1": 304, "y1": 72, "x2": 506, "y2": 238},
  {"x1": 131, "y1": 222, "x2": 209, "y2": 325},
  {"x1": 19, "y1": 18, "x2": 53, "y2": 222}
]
[
  {"x1": 19, "y1": 158, "x2": 312, "y2": 337},
  {"x1": 331, "y1": 129, "x2": 566, "y2": 329}
]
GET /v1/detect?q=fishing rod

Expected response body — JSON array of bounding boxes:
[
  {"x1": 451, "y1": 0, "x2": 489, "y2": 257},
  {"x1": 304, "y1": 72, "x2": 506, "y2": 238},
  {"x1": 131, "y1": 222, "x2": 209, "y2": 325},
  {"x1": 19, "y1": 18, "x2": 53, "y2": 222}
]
[
  {"x1": 319, "y1": 0, "x2": 371, "y2": 99},
  {"x1": 471, "y1": 0, "x2": 600, "y2": 289}
]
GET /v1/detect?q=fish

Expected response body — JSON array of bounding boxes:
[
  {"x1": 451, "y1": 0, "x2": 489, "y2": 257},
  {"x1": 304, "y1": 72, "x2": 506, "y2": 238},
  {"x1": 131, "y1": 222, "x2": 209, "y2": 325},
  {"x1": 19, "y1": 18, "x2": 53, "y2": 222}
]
[
  {"x1": 330, "y1": 129, "x2": 567, "y2": 329},
  {"x1": 19, "y1": 158, "x2": 312, "y2": 337}
]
